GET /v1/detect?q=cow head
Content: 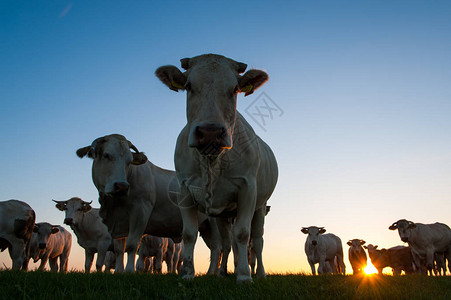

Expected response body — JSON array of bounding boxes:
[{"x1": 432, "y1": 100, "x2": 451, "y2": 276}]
[
  {"x1": 301, "y1": 226, "x2": 326, "y2": 246},
  {"x1": 389, "y1": 219, "x2": 416, "y2": 243},
  {"x1": 53, "y1": 197, "x2": 92, "y2": 228},
  {"x1": 32, "y1": 222, "x2": 59, "y2": 250},
  {"x1": 156, "y1": 54, "x2": 268, "y2": 156},
  {"x1": 347, "y1": 239, "x2": 366, "y2": 248},
  {"x1": 76, "y1": 134, "x2": 148, "y2": 197},
  {"x1": 364, "y1": 244, "x2": 378, "y2": 255}
]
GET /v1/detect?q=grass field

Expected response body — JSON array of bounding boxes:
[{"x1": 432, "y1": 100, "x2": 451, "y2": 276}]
[{"x1": 1, "y1": 271, "x2": 450, "y2": 299}]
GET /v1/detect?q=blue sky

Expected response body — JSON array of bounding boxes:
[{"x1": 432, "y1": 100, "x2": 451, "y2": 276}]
[{"x1": 1, "y1": 1, "x2": 451, "y2": 273}]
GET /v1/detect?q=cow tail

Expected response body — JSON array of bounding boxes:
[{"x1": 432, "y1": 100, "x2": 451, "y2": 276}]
[{"x1": 14, "y1": 209, "x2": 35, "y2": 270}]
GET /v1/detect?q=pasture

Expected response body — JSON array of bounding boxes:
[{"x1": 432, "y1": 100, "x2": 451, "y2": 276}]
[{"x1": 1, "y1": 271, "x2": 450, "y2": 299}]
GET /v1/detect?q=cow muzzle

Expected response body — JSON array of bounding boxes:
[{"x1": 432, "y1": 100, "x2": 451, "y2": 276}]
[
  {"x1": 189, "y1": 123, "x2": 232, "y2": 155},
  {"x1": 39, "y1": 243, "x2": 46, "y2": 249},
  {"x1": 111, "y1": 182, "x2": 130, "y2": 196},
  {"x1": 64, "y1": 218, "x2": 73, "y2": 226},
  {"x1": 401, "y1": 237, "x2": 409, "y2": 243},
  {"x1": 312, "y1": 240, "x2": 317, "y2": 246}
]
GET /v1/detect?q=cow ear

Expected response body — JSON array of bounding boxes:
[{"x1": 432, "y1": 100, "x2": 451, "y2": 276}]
[
  {"x1": 300, "y1": 228, "x2": 309, "y2": 234},
  {"x1": 81, "y1": 204, "x2": 92, "y2": 213},
  {"x1": 361, "y1": 240, "x2": 366, "y2": 245},
  {"x1": 51, "y1": 227, "x2": 60, "y2": 234},
  {"x1": 54, "y1": 202, "x2": 66, "y2": 211},
  {"x1": 363, "y1": 245, "x2": 368, "y2": 249},
  {"x1": 375, "y1": 245, "x2": 378, "y2": 249},
  {"x1": 76, "y1": 146, "x2": 94, "y2": 159},
  {"x1": 408, "y1": 223, "x2": 416, "y2": 229},
  {"x1": 238, "y1": 69, "x2": 269, "y2": 96},
  {"x1": 347, "y1": 241, "x2": 352, "y2": 246},
  {"x1": 131, "y1": 152, "x2": 148, "y2": 165},
  {"x1": 319, "y1": 228, "x2": 326, "y2": 234},
  {"x1": 388, "y1": 225, "x2": 398, "y2": 230},
  {"x1": 155, "y1": 65, "x2": 187, "y2": 92}
]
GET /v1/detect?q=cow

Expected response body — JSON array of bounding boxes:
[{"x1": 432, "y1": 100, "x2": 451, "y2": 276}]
[
  {"x1": 389, "y1": 219, "x2": 451, "y2": 274},
  {"x1": 29, "y1": 222, "x2": 71, "y2": 272},
  {"x1": 53, "y1": 197, "x2": 124, "y2": 272},
  {"x1": 347, "y1": 239, "x2": 367, "y2": 275},
  {"x1": 156, "y1": 53, "x2": 278, "y2": 283},
  {"x1": 301, "y1": 226, "x2": 346, "y2": 275},
  {"x1": 76, "y1": 134, "x2": 221, "y2": 273},
  {"x1": 365, "y1": 244, "x2": 415, "y2": 275},
  {"x1": 136, "y1": 235, "x2": 168, "y2": 273},
  {"x1": 0, "y1": 200, "x2": 35, "y2": 270}
]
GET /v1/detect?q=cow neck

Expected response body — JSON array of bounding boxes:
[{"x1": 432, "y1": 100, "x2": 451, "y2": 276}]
[{"x1": 199, "y1": 155, "x2": 222, "y2": 207}]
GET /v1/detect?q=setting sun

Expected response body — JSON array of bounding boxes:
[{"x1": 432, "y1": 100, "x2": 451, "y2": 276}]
[{"x1": 364, "y1": 261, "x2": 378, "y2": 275}]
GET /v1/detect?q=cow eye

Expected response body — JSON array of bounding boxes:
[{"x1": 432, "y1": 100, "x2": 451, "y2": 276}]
[{"x1": 103, "y1": 153, "x2": 112, "y2": 160}]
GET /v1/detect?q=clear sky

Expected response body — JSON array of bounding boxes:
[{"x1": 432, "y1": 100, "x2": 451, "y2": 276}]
[{"x1": 1, "y1": 0, "x2": 451, "y2": 274}]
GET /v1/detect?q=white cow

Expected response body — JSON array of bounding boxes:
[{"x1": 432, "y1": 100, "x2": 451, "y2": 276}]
[
  {"x1": 53, "y1": 197, "x2": 124, "y2": 272},
  {"x1": 29, "y1": 222, "x2": 72, "y2": 272},
  {"x1": 389, "y1": 219, "x2": 451, "y2": 274},
  {"x1": 301, "y1": 226, "x2": 346, "y2": 275},
  {"x1": 156, "y1": 53, "x2": 278, "y2": 283},
  {"x1": 0, "y1": 200, "x2": 35, "y2": 270},
  {"x1": 76, "y1": 134, "x2": 221, "y2": 273}
]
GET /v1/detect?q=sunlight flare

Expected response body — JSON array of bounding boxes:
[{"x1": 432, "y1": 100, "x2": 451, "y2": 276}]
[{"x1": 364, "y1": 261, "x2": 378, "y2": 275}]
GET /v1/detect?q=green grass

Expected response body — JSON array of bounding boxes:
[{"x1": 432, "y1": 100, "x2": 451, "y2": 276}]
[{"x1": 1, "y1": 271, "x2": 451, "y2": 300}]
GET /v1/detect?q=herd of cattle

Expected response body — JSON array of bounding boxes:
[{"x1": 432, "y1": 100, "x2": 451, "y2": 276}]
[
  {"x1": 301, "y1": 221, "x2": 451, "y2": 276},
  {"x1": 0, "y1": 54, "x2": 450, "y2": 282}
]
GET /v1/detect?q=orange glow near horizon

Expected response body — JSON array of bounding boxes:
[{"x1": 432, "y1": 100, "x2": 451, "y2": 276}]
[{"x1": 364, "y1": 261, "x2": 378, "y2": 275}]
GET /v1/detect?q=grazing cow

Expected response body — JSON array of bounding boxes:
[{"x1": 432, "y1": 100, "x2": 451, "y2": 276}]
[
  {"x1": 389, "y1": 219, "x2": 451, "y2": 274},
  {"x1": 29, "y1": 222, "x2": 71, "y2": 272},
  {"x1": 0, "y1": 200, "x2": 35, "y2": 270},
  {"x1": 156, "y1": 54, "x2": 278, "y2": 283},
  {"x1": 347, "y1": 239, "x2": 367, "y2": 275},
  {"x1": 365, "y1": 244, "x2": 415, "y2": 275},
  {"x1": 136, "y1": 235, "x2": 168, "y2": 273},
  {"x1": 76, "y1": 134, "x2": 221, "y2": 273},
  {"x1": 301, "y1": 226, "x2": 346, "y2": 275},
  {"x1": 53, "y1": 197, "x2": 124, "y2": 272}
]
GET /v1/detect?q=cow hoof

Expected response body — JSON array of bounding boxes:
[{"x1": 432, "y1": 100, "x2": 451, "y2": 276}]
[{"x1": 236, "y1": 275, "x2": 253, "y2": 284}]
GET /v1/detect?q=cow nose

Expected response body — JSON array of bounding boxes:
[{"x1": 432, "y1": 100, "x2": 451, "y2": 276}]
[
  {"x1": 64, "y1": 218, "x2": 73, "y2": 225},
  {"x1": 401, "y1": 237, "x2": 409, "y2": 243},
  {"x1": 39, "y1": 243, "x2": 46, "y2": 249},
  {"x1": 312, "y1": 240, "x2": 317, "y2": 246},
  {"x1": 191, "y1": 124, "x2": 231, "y2": 155},
  {"x1": 113, "y1": 182, "x2": 129, "y2": 195}
]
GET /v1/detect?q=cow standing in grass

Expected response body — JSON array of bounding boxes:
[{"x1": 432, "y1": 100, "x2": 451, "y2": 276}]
[
  {"x1": 0, "y1": 200, "x2": 35, "y2": 270},
  {"x1": 77, "y1": 134, "x2": 221, "y2": 273},
  {"x1": 29, "y1": 222, "x2": 71, "y2": 272},
  {"x1": 347, "y1": 239, "x2": 367, "y2": 275},
  {"x1": 301, "y1": 226, "x2": 346, "y2": 275},
  {"x1": 389, "y1": 219, "x2": 451, "y2": 274},
  {"x1": 156, "y1": 54, "x2": 278, "y2": 283}
]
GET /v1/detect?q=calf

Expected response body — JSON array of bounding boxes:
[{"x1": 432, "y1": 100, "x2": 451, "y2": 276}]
[
  {"x1": 29, "y1": 222, "x2": 71, "y2": 272},
  {"x1": 136, "y1": 235, "x2": 167, "y2": 273},
  {"x1": 365, "y1": 244, "x2": 415, "y2": 275},
  {"x1": 301, "y1": 226, "x2": 346, "y2": 275},
  {"x1": 347, "y1": 239, "x2": 367, "y2": 275}
]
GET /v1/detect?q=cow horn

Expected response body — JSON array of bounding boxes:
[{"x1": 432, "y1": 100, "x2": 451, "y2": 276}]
[
  {"x1": 52, "y1": 199, "x2": 65, "y2": 204},
  {"x1": 180, "y1": 58, "x2": 190, "y2": 70},
  {"x1": 128, "y1": 141, "x2": 140, "y2": 153},
  {"x1": 82, "y1": 200, "x2": 93, "y2": 205}
]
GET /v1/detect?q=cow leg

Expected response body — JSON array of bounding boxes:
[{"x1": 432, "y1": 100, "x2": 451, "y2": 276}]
[
  {"x1": 165, "y1": 245, "x2": 174, "y2": 273},
  {"x1": 59, "y1": 253, "x2": 69, "y2": 272},
  {"x1": 426, "y1": 249, "x2": 435, "y2": 274},
  {"x1": 95, "y1": 249, "x2": 107, "y2": 272},
  {"x1": 318, "y1": 255, "x2": 327, "y2": 274},
  {"x1": 179, "y1": 187, "x2": 199, "y2": 279},
  {"x1": 85, "y1": 250, "x2": 95, "y2": 273},
  {"x1": 155, "y1": 249, "x2": 163, "y2": 273},
  {"x1": 38, "y1": 254, "x2": 49, "y2": 271},
  {"x1": 7, "y1": 239, "x2": 26, "y2": 270},
  {"x1": 250, "y1": 206, "x2": 266, "y2": 278},
  {"x1": 200, "y1": 217, "x2": 222, "y2": 275},
  {"x1": 114, "y1": 238, "x2": 125, "y2": 272},
  {"x1": 233, "y1": 191, "x2": 257, "y2": 283},
  {"x1": 124, "y1": 208, "x2": 149, "y2": 272},
  {"x1": 49, "y1": 257, "x2": 58, "y2": 272},
  {"x1": 336, "y1": 255, "x2": 346, "y2": 275},
  {"x1": 308, "y1": 259, "x2": 316, "y2": 275},
  {"x1": 215, "y1": 217, "x2": 232, "y2": 277}
]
